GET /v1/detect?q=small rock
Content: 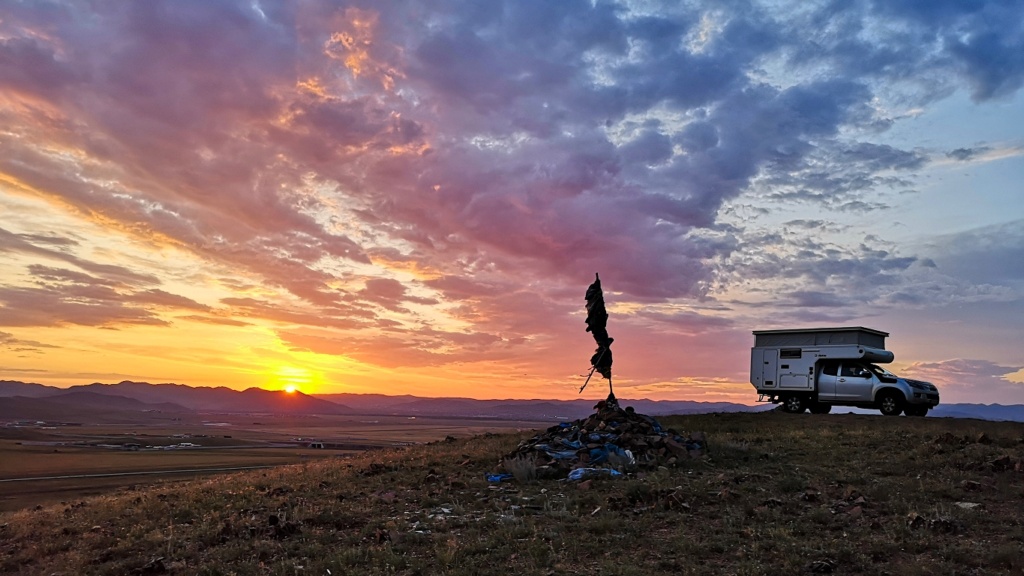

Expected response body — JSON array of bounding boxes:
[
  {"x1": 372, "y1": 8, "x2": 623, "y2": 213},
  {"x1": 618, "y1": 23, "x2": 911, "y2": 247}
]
[
  {"x1": 928, "y1": 517, "x2": 962, "y2": 534},
  {"x1": 960, "y1": 480, "x2": 982, "y2": 491},
  {"x1": 906, "y1": 512, "x2": 925, "y2": 529},
  {"x1": 806, "y1": 559, "x2": 836, "y2": 573},
  {"x1": 134, "y1": 557, "x2": 166, "y2": 575},
  {"x1": 989, "y1": 455, "x2": 1013, "y2": 471},
  {"x1": 801, "y1": 490, "x2": 821, "y2": 502}
]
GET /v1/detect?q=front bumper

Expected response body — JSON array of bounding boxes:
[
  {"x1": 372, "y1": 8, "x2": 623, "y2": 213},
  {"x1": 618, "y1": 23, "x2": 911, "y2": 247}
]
[{"x1": 909, "y1": 391, "x2": 940, "y2": 407}]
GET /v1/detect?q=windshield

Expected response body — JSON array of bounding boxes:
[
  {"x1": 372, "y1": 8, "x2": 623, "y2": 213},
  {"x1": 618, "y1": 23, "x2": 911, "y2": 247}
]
[{"x1": 866, "y1": 363, "x2": 898, "y2": 383}]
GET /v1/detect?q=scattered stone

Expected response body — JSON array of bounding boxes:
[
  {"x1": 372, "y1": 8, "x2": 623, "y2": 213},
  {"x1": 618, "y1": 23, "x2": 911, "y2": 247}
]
[
  {"x1": 989, "y1": 455, "x2": 1014, "y2": 471},
  {"x1": 499, "y1": 394, "x2": 706, "y2": 480},
  {"x1": 975, "y1": 433, "x2": 992, "y2": 445},
  {"x1": 955, "y1": 502, "x2": 983, "y2": 510},
  {"x1": 801, "y1": 490, "x2": 821, "y2": 502},
  {"x1": 806, "y1": 559, "x2": 836, "y2": 573},
  {"x1": 362, "y1": 462, "x2": 397, "y2": 476},
  {"x1": 132, "y1": 557, "x2": 166, "y2": 575},
  {"x1": 906, "y1": 512, "x2": 925, "y2": 529},
  {"x1": 960, "y1": 480, "x2": 983, "y2": 491},
  {"x1": 929, "y1": 516, "x2": 963, "y2": 534}
]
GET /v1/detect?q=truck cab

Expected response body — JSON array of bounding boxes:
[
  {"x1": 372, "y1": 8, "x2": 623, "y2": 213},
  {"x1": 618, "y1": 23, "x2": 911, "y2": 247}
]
[{"x1": 750, "y1": 327, "x2": 940, "y2": 416}]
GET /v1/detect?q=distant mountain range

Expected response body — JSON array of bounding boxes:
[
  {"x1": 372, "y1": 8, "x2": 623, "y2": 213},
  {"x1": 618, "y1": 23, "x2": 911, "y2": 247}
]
[
  {"x1": 0, "y1": 380, "x2": 353, "y2": 421},
  {"x1": 2, "y1": 379, "x2": 1023, "y2": 423}
]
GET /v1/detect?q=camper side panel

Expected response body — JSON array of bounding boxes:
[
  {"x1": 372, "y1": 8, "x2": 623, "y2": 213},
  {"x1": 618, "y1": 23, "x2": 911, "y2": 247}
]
[{"x1": 750, "y1": 348, "x2": 778, "y2": 390}]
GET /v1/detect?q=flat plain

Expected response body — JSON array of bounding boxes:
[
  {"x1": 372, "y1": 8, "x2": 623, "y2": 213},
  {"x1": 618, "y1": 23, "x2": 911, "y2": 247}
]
[
  {"x1": 0, "y1": 412, "x2": 541, "y2": 512},
  {"x1": 3, "y1": 410, "x2": 1024, "y2": 575}
]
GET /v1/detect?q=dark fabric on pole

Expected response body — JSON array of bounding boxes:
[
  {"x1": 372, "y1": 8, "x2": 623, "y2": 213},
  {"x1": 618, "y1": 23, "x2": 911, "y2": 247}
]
[{"x1": 585, "y1": 273, "x2": 613, "y2": 380}]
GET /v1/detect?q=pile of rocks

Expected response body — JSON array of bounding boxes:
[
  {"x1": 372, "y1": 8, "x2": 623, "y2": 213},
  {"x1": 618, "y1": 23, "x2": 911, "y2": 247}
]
[{"x1": 500, "y1": 395, "x2": 706, "y2": 481}]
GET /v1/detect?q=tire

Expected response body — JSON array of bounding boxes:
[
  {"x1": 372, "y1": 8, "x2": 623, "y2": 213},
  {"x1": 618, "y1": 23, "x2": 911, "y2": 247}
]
[
  {"x1": 809, "y1": 403, "x2": 832, "y2": 414},
  {"x1": 905, "y1": 406, "x2": 929, "y2": 417},
  {"x1": 782, "y1": 395, "x2": 807, "y2": 414},
  {"x1": 878, "y1": 391, "x2": 904, "y2": 416}
]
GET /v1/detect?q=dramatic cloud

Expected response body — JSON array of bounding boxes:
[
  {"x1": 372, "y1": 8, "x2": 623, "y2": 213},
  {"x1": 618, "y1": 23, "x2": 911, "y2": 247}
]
[
  {"x1": 0, "y1": 1, "x2": 1021, "y2": 399},
  {"x1": 902, "y1": 359, "x2": 1024, "y2": 404}
]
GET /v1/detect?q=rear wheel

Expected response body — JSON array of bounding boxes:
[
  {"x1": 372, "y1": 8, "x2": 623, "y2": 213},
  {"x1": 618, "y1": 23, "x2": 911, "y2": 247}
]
[
  {"x1": 783, "y1": 395, "x2": 807, "y2": 414},
  {"x1": 905, "y1": 406, "x2": 929, "y2": 417},
  {"x1": 809, "y1": 403, "x2": 832, "y2": 414},
  {"x1": 878, "y1": 391, "x2": 904, "y2": 416}
]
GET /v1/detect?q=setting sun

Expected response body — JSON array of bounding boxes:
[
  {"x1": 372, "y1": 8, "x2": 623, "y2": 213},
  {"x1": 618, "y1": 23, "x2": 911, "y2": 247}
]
[{"x1": 268, "y1": 364, "x2": 317, "y2": 394}]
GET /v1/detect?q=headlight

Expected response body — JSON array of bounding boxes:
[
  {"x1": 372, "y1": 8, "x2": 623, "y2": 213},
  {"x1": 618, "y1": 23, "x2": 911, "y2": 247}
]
[{"x1": 907, "y1": 380, "x2": 929, "y2": 390}]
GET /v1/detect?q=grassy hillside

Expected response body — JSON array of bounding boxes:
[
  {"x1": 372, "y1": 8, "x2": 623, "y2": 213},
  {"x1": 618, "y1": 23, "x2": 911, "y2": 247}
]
[{"x1": 2, "y1": 411, "x2": 1023, "y2": 575}]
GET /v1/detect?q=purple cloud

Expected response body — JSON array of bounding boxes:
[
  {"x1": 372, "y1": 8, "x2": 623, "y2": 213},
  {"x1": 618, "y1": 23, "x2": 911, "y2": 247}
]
[{"x1": 0, "y1": 0, "x2": 1021, "y2": 386}]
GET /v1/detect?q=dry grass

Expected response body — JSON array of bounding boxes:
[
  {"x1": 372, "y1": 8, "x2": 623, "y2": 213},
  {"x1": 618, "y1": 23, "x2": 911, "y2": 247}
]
[
  {"x1": 502, "y1": 453, "x2": 538, "y2": 484},
  {"x1": 3, "y1": 411, "x2": 1024, "y2": 575}
]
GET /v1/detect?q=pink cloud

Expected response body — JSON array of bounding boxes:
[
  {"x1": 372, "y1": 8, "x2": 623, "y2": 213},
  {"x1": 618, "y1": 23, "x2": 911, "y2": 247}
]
[
  {"x1": 902, "y1": 359, "x2": 1024, "y2": 404},
  {"x1": 1, "y1": 1, "x2": 1022, "y2": 400}
]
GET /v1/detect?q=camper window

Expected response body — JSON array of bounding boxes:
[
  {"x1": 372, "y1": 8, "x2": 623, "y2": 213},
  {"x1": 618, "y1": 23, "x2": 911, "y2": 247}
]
[{"x1": 780, "y1": 349, "x2": 802, "y2": 359}]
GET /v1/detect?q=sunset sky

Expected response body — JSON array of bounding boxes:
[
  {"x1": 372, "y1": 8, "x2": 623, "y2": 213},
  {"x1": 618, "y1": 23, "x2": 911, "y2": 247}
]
[{"x1": 1, "y1": 1, "x2": 1022, "y2": 404}]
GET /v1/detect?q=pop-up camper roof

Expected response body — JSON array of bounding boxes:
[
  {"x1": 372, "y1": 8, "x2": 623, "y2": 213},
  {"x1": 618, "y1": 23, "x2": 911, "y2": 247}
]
[{"x1": 752, "y1": 327, "x2": 888, "y2": 349}]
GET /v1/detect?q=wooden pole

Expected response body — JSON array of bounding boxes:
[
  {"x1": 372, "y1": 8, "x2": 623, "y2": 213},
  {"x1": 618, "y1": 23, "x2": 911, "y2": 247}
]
[{"x1": 579, "y1": 347, "x2": 608, "y2": 394}]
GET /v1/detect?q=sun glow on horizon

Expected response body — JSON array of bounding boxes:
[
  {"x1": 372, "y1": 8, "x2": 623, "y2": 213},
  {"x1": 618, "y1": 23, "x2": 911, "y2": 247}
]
[{"x1": 270, "y1": 365, "x2": 315, "y2": 394}]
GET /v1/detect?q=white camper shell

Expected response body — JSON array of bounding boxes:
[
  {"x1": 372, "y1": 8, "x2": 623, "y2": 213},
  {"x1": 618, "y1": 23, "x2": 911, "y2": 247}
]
[{"x1": 750, "y1": 327, "x2": 940, "y2": 416}]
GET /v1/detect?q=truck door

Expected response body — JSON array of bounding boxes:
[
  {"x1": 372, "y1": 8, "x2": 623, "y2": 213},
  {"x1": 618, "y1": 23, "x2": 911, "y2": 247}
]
[
  {"x1": 817, "y1": 361, "x2": 839, "y2": 399},
  {"x1": 837, "y1": 363, "x2": 873, "y2": 400}
]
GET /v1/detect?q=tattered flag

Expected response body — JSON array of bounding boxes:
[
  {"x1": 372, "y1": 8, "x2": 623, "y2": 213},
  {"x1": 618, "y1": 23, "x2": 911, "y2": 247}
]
[{"x1": 584, "y1": 273, "x2": 613, "y2": 381}]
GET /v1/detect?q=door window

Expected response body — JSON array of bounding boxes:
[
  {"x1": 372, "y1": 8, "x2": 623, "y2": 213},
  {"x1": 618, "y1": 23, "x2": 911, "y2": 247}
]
[{"x1": 840, "y1": 364, "x2": 868, "y2": 378}]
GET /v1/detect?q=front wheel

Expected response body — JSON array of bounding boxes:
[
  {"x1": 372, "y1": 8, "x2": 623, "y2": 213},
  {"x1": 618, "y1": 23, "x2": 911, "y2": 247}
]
[
  {"x1": 878, "y1": 391, "x2": 904, "y2": 416},
  {"x1": 782, "y1": 395, "x2": 807, "y2": 414},
  {"x1": 905, "y1": 406, "x2": 929, "y2": 417}
]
